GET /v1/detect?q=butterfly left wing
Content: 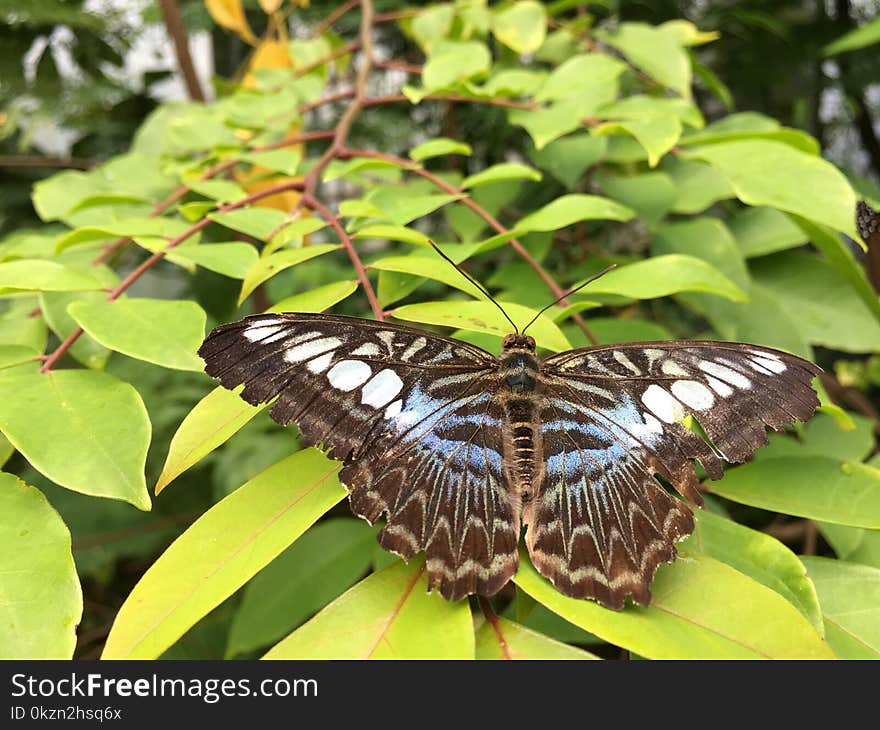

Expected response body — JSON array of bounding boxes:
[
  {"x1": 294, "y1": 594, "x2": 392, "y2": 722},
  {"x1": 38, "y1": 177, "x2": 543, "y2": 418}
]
[
  {"x1": 199, "y1": 313, "x2": 520, "y2": 600},
  {"x1": 526, "y1": 341, "x2": 821, "y2": 608}
]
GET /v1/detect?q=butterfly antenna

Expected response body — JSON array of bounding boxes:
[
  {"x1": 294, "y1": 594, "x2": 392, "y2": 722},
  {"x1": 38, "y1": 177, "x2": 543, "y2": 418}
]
[
  {"x1": 428, "y1": 241, "x2": 520, "y2": 334},
  {"x1": 521, "y1": 264, "x2": 617, "y2": 335}
]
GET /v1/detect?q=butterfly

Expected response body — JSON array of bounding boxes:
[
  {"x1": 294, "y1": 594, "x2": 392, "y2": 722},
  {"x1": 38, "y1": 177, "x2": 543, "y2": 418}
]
[{"x1": 199, "y1": 302, "x2": 821, "y2": 609}]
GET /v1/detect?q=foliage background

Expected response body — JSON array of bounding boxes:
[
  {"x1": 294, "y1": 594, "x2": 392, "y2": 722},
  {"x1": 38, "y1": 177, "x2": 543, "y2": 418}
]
[{"x1": 1, "y1": 0, "x2": 879, "y2": 660}]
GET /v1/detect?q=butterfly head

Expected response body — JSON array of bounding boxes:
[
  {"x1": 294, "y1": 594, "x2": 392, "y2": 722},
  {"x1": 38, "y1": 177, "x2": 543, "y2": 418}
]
[{"x1": 502, "y1": 333, "x2": 536, "y2": 352}]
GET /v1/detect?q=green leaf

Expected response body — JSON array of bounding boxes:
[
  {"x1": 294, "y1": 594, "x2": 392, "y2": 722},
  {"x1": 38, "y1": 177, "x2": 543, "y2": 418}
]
[
  {"x1": 353, "y1": 224, "x2": 430, "y2": 246},
  {"x1": 597, "y1": 172, "x2": 677, "y2": 227},
  {"x1": 687, "y1": 510, "x2": 823, "y2": 634},
  {"x1": 664, "y1": 157, "x2": 735, "y2": 214},
  {"x1": 423, "y1": 40, "x2": 491, "y2": 90},
  {"x1": 0, "y1": 473, "x2": 82, "y2": 659},
  {"x1": 801, "y1": 557, "x2": 880, "y2": 659},
  {"x1": 227, "y1": 518, "x2": 376, "y2": 657},
  {"x1": 368, "y1": 193, "x2": 463, "y2": 227},
  {"x1": 824, "y1": 17, "x2": 880, "y2": 56},
  {"x1": 155, "y1": 386, "x2": 264, "y2": 494},
  {"x1": 729, "y1": 206, "x2": 808, "y2": 257},
  {"x1": 684, "y1": 141, "x2": 858, "y2": 237},
  {"x1": 102, "y1": 449, "x2": 346, "y2": 659},
  {"x1": 267, "y1": 279, "x2": 359, "y2": 314},
  {"x1": 238, "y1": 244, "x2": 340, "y2": 305},
  {"x1": 68, "y1": 298, "x2": 207, "y2": 371},
  {"x1": 514, "y1": 550, "x2": 833, "y2": 659},
  {"x1": 515, "y1": 194, "x2": 634, "y2": 232},
  {"x1": 265, "y1": 217, "x2": 327, "y2": 255},
  {"x1": 819, "y1": 523, "x2": 880, "y2": 570},
  {"x1": 410, "y1": 3, "x2": 454, "y2": 52},
  {"x1": 209, "y1": 208, "x2": 288, "y2": 240},
  {"x1": 756, "y1": 411, "x2": 875, "y2": 464},
  {"x1": 409, "y1": 138, "x2": 472, "y2": 161},
  {"x1": 534, "y1": 53, "x2": 625, "y2": 104},
  {"x1": 392, "y1": 300, "x2": 571, "y2": 352},
  {"x1": 462, "y1": 163, "x2": 542, "y2": 189},
  {"x1": 593, "y1": 116, "x2": 682, "y2": 167},
  {"x1": 0, "y1": 345, "x2": 39, "y2": 371},
  {"x1": 187, "y1": 179, "x2": 247, "y2": 203},
  {"x1": 239, "y1": 148, "x2": 303, "y2": 175},
  {"x1": 39, "y1": 291, "x2": 111, "y2": 370},
  {"x1": 369, "y1": 254, "x2": 488, "y2": 301},
  {"x1": 54, "y1": 217, "x2": 192, "y2": 251},
  {"x1": 475, "y1": 616, "x2": 600, "y2": 660},
  {"x1": 172, "y1": 243, "x2": 259, "y2": 279},
  {"x1": 595, "y1": 22, "x2": 692, "y2": 97},
  {"x1": 585, "y1": 254, "x2": 747, "y2": 302},
  {"x1": 262, "y1": 559, "x2": 473, "y2": 659},
  {"x1": 750, "y1": 251, "x2": 880, "y2": 352},
  {"x1": 509, "y1": 99, "x2": 592, "y2": 149},
  {"x1": 0, "y1": 371, "x2": 151, "y2": 510},
  {"x1": 707, "y1": 458, "x2": 880, "y2": 528},
  {"x1": 0, "y1": 260, "x2": 102, "y2": 293},
  {"x1": 491, "y1": 1, "x2": 547, "y2": 54},
  {"x1": 793, "y1": 217, "x2": 880, "y2": 323},
  {"x1": 529, "y1": 134, "x2": 607, "y2": 190}
]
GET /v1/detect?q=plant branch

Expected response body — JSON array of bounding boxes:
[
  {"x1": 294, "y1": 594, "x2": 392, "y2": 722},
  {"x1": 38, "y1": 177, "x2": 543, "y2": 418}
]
[
  {"x1": 41, "y1": 179, "x2": 306, "y2": 373},
  {"x1": 91, "y1": 130, "x2": 336, "y2": 266},
  {"x1": 0, "y1": 155, "x2": 95, "y2": 169},
  {"x1": 303, "y1": 192, "x2": 383, "y2": 320},
  {"x1": 294, "y1": 41, "x2": 362, "y2": 79},
  {"x1": 312, "y1": 0, "x2": 360, "y2": 37},
  {"x1": 159, "y1": 0, "x2": 206, "y2": 102},
  {"x1": 478, "y1": 596, "x2": 512, "y2": 660},
  {"x1": 340, "y1": 147, "x2": 599, "y2": 343}
]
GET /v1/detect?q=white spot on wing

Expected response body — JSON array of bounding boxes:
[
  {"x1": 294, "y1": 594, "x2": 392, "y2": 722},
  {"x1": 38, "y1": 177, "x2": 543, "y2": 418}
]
[
  {"x1": 243, "y1": 322, "x2": 284, "y2": 342},
  {"x1": 705, "y1": 375, "x2": 734, "y2": 397},
  {"x1": 752, "y1": 355, "x2": 786, "y2": 373},
  {"x1": 351, "y1": 342, "x2": 381, "y2": 357},
  {"x1": 327, "y1": 360, "x2": 372, "y2": 391},
  {"x1": 401, "y1": 336, "x2": 427, "y2": 361},
  {"x1": 641, "y1": 384, "x2": 684, "y2": 423},
  {"x1": 384, "y1": 399, "x2": 403, "y2": 419},
  {"x1": 306, "y1": 351, "x2": 334, "y2": 373},
  {"x1": 698, "y1": 360, "x2": 751, "y2": 389},
  {"x1": 284, "y1": 336, "x2": 342, "y2": 363},
  {"x1": 613, "y1": 350, "x2": 641, "y2": 374},
  {"x1": 361, "y1": 369, "x2": 404, "y2": 408},
  {"x1": 661, "y1": 359, "x2": 689, "y2": 377},
  {"x1": 671, "y1": 380, "x2": 715, "y2": 410}
]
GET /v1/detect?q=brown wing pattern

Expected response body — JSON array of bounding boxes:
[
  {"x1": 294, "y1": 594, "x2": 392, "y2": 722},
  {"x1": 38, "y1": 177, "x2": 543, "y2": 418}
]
[
  {"x1": 198, "y1": 313, "x2": 518, "y2": 600},
  {"x1": 527, "y1": 341, "x2": 821, "y2": 608}
]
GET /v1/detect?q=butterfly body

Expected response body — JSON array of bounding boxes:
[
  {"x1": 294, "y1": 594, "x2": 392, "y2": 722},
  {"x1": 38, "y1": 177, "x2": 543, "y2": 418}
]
[{"x1": 199, "y1": 312, "x2": 821, "y2": 609}]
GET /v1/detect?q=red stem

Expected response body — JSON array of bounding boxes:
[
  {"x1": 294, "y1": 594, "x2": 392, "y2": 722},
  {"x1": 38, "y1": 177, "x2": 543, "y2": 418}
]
[
  {"x1": 340, "y1": 148, "x2": 598, "y2": 344},
  {"x1": 303, "y1": 193, "x2": 383, "y2": 321},
  {"x1": 41, "y1": 179, "x2": 306, "y2": 373}
]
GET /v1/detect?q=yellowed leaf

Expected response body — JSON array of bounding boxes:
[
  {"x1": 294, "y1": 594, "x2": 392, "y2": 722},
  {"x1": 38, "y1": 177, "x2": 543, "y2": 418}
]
[
  {"x1": 205, "y1": 0, "x2": 257, "y2": 44},
  {"x1": 259, "y1": 0, "x2": 284, "y2": 12},
  {"x1": 243, "y1": 39, "x2": 293, "y2": 88}
]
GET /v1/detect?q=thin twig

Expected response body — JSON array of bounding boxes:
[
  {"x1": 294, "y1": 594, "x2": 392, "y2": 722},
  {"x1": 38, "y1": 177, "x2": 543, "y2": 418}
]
[
  {"x1": 294, "y1": 41, "x2": 361, "y2": 79},
  {"x1": 0, "y1": 155, "x2": 95, "y2": 169},
  {"x1": 41, "y1": 179, "x2": 306, "y2": 373},
  {"x1": 363, "y1": 93, "x2": 538, "y2": 112},
  {"x1": 159, "y1": 0, "x2": 206, "y2": 102},
  {"x1": 340, "y1": 147, "x2": 599, "y2": 344},
  {"x1": 304, "y1": 193, "x2": 382, "y2": 320},
  {"x1": 312, "y1": 0, "x2": 360, "y2": 37},
  {"x1": 478, "y1": 596, "x2": 512, "y2": 660}
]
